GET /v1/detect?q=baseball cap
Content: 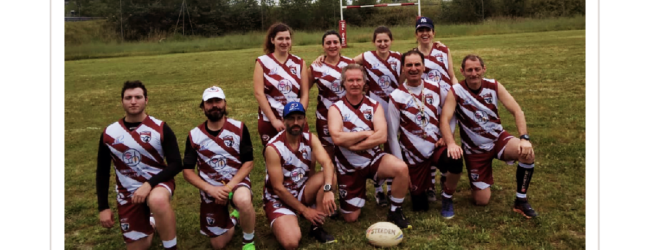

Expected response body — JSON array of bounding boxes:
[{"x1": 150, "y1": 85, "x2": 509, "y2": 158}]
[
  {"x1": 415, "y1": 16, "x2": 434, "y2": 31},
  {"x1": 202, "y1": 86, "x2": 226, "y2": 101},
  {"x1": 283, "y1": 102, "x2": 306, "y2": 119}
]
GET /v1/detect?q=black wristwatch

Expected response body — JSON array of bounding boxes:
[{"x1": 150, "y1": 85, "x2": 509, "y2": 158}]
[
  {"x1": 520, "y1": 134, "x2": 530, "y2": 141},
  {"x1": 323, "y1": 184, "x2": 332, "y2": 192}
]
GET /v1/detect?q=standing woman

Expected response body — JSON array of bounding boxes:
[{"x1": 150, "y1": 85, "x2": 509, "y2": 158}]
[
  {"x1": 414, "y1": 16, "x2": 461, "y2": 203},
  {"x1": 254, "y1": 23, "x2": 310, "y2": 146},
  {"x1": 306, "y1": 30, "x2": 355, "y2": 159}
]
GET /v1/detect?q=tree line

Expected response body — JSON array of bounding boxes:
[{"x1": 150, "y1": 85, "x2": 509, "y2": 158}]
[{"x1": 70, "y1": 0, "x2": 585, "y2": 40}]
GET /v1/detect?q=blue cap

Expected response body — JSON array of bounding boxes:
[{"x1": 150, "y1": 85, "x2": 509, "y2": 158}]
[
  {"x1": 283, "y1": 102, "x2": 306, "y2": 118},
  {"x1": 415, "y1": 16, "x2": 434, "y2": 31}
]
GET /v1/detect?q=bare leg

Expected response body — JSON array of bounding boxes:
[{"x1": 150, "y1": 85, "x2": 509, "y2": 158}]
[
  {"x1": 209, "y1": 228, "x2": 235, "y2": 249},
  {"x1": 126, "y1": 234, "x2": 153, "y2": 250},
  {"x1": 147, "y1": 187, "x2": 176, "y2": 246},
  {"x1": 272, "y1": 215, "x2": 301, "y2": 250}
]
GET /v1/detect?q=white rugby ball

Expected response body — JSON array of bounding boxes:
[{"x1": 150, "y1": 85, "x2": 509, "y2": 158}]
[{"x1": 366, "y1": 222, "x2": 404, "y2": 247}]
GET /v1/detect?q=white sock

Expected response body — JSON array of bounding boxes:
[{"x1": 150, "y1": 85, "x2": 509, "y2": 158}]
[
  {"x1": 389, "y1": 196, "x2": 404, "y2": 212},
  {"x1": 162, "y1": 237, "x2": 177, "y2": 248},
  {"x1": 516, "y1": 193, "x2": 527, "y2": 199}
]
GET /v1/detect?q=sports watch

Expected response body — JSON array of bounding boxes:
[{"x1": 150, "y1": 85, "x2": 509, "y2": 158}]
[
  {"x1": 323, "y1": 184, "x2": 332, "y2": 192},
  {"x1": 520, "y1": 134, "x2": 530, "y2": 141}
]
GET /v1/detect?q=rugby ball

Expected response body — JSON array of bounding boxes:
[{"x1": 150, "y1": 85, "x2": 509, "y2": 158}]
[{"x1": 366, "y1": 222, "x2": 404, "y2": 247}]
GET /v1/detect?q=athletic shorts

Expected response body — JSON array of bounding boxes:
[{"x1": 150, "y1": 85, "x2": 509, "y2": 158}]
[
  {"x1": 406, "y1": 146, "x2": 447, "y2": 196},
  {"x1": 258, "y1": 119, "x2": 310, "y2": 147},
  {"x1": 464, "y1": 131, "x2": 515, "y2": 190},
  {"x1": 263, "y1": 185, "x2": 308, "y2": 228},
  {"x1": 199, "y1": 184, "x2": 252, "y2": 237},
  {"x1": 117, "y1": 180, "x2": 175, "y2": 243},
  {"x1": 337, "y1": 152, "x2": 387, "y2": 213}
]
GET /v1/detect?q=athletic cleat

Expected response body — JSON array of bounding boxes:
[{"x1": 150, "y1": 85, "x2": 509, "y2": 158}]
[
  {"x1": 309, "y1": 225, "x2": 337, "y2": 243},
  {"x1": 513, "y1": 198, "x2": 538, "y2": 219},
  {"x1": 387, "y1": 208, "x2": 412, "y2": 229},
  {"x1": 427, "y1": 186, "x2": 437, "y2": 202},
  {"x1": 242, "y1": 242, "x2": 255, "y2": 250},
  {"x1": 375, "y1": 192, "x2": 388, "y2": 207},
  {"x1": 441, "y1": 197, "x2": 455, "y2": 219}
]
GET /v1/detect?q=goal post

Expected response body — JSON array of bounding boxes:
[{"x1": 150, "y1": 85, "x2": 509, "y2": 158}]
[{"x1": 339, "y1": 0, "x2": 421, "y2": 48}]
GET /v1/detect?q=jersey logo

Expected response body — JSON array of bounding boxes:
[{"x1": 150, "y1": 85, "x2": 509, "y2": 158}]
[
  {"x1": 262, "y1": 134, "x2": 270, "y2": 142},
  {"x1": 331, "y1": 81, "x2": 344, "y2": 94},
  {"x1": 139, "y1": 131, "x2": 151, "y2": 143},
  {"x1": 112, "y1": 135, "x2": 125, "y2": 145},
  {"x1": 378, "y1": 75, "x2": 391, "y2": 89},
  {"x1": 278, "y1": 79, "x2": 293, "y2": 94},
  {"x1": 290, "y1": 168, "x2": 306, "y2": 182},
  {"x1": 300, "y1": 147, "x2": 310, "y2": 160},
  {"x1": 208, "y1": 155, "x2": 227, "y2": 170},
  {"x1": 342, "y1": 114, "x2": 351, "y2": 122},
  {"x1": 482, "y1": 93, "x2": 494, "y2": 104},
  {"x1": 290, "y1": 65, "x2": 298, "y2": 75},
  {"x1": 363, "y1": 109, "x2": 373, "y2": 121},
  {"x1": 321, "y1": 68, "x2": 330, "y2": 77},
  {"x1": 433, "y1": 54, "x2": 444, "y2": 63},
  {"x1": 371, "y1": 63, "x2": 381, "y2": 70},
  {"x1": 427, "y1": 69, "x2": 441, "y2": 83},
  {"x1": 471, "y1": 173, "x2": 479, "y2": 181},
  {"x1": 269, "y1": 67, "x2": 278, "y2": 76},
  {"x1": 121, "y1": 223, "x2": 130, "y2": 231},
  {"x1": 339, "y1": 188, "x2": 347, "y2": 198},
  {"x1": 323, "y1": 125, "x2": 330, "y2": 136},
  {"x1": 389, "y1": 61, "x2": 398, "y2": 71},
  {"x1": 474, "y1": 110, "x2": 490, "y2": 124},
  {"x1": 425, "y1": 94, "x2": 434, "y2": 105},
  {"x1": 415, "y1": 112, "x2": 429, "y2": 127},
  {"x1": 223, "y1": 135, "x2": 234, "y2": 147},
  {"x1": 206, "y1": 215, "x2": 215, "y2": 226},
  {"x1": 122, "y1": 149, "x2": 141, "y2": 167},
  {"x1": 283, "y1": 155, "x2": 293, "y2": 166}
]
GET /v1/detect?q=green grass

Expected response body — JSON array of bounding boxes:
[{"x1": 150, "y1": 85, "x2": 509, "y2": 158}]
[
  {"x1": 65, "y1": 16, "x2": 585, "y2": 61},
  {"x1": 65, "y1": 29, "x2": 585, "y2": 249}
]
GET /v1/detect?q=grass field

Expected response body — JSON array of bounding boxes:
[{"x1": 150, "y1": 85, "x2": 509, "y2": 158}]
[{"x1": 64, "y1": 29, "x2": 585, "y2": 249}]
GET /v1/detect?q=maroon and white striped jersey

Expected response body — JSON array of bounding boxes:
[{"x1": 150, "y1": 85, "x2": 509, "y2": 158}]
[
  {"x1": 257, "y1": 53, "x2": 304, "y2": 122},
  {"x1": 102, "y1": 116, "x2": 167, "y2": 196},
  {"x1": 331, "y1": 96, "x2": 382, "y2": 172},
  {"x1": 188, "y1": 118, "x2": 250, "y2": 203},
  {"x1": 263, "y1": 130, "x2": 313, "y2": 204},
  {"x1": 361, "y1": 51, "x2": 402, "y2": 107},
  {"x1": 389, "y1": 80, "x2": 442, "y2": 165},
  {"x1": 452, "y1": 78, "x2": 505, "y2": 154},
  {"x1": 422, "y1": 44, "x2": 456, "y2": 134},
  {"x1": 311, "y1": 56, "x2": 355, "y2": 120}
]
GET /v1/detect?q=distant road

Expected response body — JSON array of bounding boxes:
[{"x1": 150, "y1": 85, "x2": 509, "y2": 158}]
[{"x1": 65, "y1": 17, "x2": 105, "y2": 22}]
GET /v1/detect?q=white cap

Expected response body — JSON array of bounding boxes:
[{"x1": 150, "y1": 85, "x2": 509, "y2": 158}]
[{"x1": 202, "y1": 86, "x2": 225, "y2": 101}]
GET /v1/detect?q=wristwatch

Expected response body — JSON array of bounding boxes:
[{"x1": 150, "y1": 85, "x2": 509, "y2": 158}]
[
  {"x1": 519, "y1": 134, "x2": 530, "y2": 141},
  {"x1": 323, "y1": 184, "x2": 332, "y2": 192}
]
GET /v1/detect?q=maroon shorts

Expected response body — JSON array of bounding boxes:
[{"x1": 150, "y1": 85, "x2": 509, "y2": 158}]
[
  {"x1": 464, "y1": 131, "x2": 514, "y2": 190},
  {"x1": 263, "y1": 185, "x2": 308, "y2": 228},
  {"x1": 199, "y1": 184, "x2": 252, "y2": 237},
  {"x1": 117, "y1": 180, "x2": 175, "y2": 243},
  {"x1": 405, "y1": 146, "x2": 446, "y2": 196},
  {"x1": 258, "y1": 119, "x2": 310, "y2": 147},
  {"x1": 337, "y1": 152, "x2": 387, "y2": 213}
]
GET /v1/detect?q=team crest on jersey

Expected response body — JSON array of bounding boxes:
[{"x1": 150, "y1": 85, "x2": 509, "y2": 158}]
[
  {"x1": 283, "y1": 155, "x2": 294, "y2": 166},
  {"x1": 425, "y1": 94, "x2": 435, "y2": 105},
  {"x1": 474, "y1": 110, "x2": 489, "y2": 124},
  {"x1": 389, "y1": 61, "x2": 398, "y2": 71},
  {"x1": 269, "y1": 67, "x2": 279, "y2": 76},
  {"x1": 363, "y1": 109, "x2": 373, "y2": 120},
  {"x1": 112, "y1": 135, "x2": 125, "y2": 145},
  {"x1": 139, "y1": 131, "x2": 152, "y2": 143},
  {"x1": 300, "y1": 148, "x2": 309, "y2": 160},
  {"x1": 278, "y1": 79, "x2": 293, "y2": 94},
  {"x1": 121, "y1": 223, "x2": 130, "y2": 231},
  {"x1": 378, "y1": 75, "x2": 391, "y2": 89},
  {"x1": 471, "y1": 173, "x2": 479, "y2": 181},
  {"x1": 321, "y1": 68, "x2": 330, "y2": 77},
  {"x1": 206, "y1": 216, "x2": 215, "y2": 226},
  {"x1": 482, "y1": 93, "x2": 494, "y2": 104},
  {"x1": 199, "y1": 140, "x2": 212, "y2": 151},
  {"x1": 371, "y1": 63, "x2": 381, "y2": 70},
  {"x1": 122, "y1": 149, "x2": 141, "y2": 167},
  {"x1": 323, "y1": 126, "x2": 330, "y2": 136},
  {"x1": 208, "y1": 155, "x2": 227, "y2": 170},
  {"x1": 223, "y1": 135, "x2": 234, "y2": 147},
  {"x1": 331, "y1": 81, "x2": 344, "y2": 94},
  {"x1": 290, "y1": 168, "x2": 306, "y2": 182},
  {"x1": 427, "y1": 70, "x2": 442, "y2": 83},
  {"x1": 262, "y1": 135, "x2": 270, "y2": 142},
  {"x1": 290, "y1": 65, "x2": 298, "y2": 75},
  {"x1": 433, "y1": 54, "x2": 444, "y2": 63}
]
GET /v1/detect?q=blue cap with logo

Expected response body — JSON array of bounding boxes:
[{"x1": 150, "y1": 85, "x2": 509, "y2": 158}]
[
  {"x1": 415, "y1": 16, "x2": 434, "y2": 31},
  {"x1": 283, "y1": 102, "x2": 306, "y2": 119}
]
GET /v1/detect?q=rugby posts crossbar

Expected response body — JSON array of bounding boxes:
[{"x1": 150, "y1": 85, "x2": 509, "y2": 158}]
[{"x1": 342, "y1": 3, "x2": 418, "y2": 9}]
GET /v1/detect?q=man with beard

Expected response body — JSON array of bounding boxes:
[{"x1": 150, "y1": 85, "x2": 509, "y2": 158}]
[
  {"x1": 182, "y1": 86, "x2": 256, "y2": 250},
  {"x1": 96, "y1": 80, "x2": 181, "y2": 250},
  {"x1": 440, "y1": 54, "x2": 538, "y2": 218},
  {"x1": 263, "y1": 102, "x2": 338, "y2": 249},
  {"x1": 327, "y1": 64, "x2": 412, "y2": 229}
]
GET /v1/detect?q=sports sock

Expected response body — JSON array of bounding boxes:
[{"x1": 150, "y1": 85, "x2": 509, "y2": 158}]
[
  {"x1": 516, "y1": 162, "x2": 535, "y2": 199},
  {"x1": 162, "y1": 237, "x2": 177, "y2": 250},
  {"x1": 389, "y1": 196, "x2": 404, "y2": 212},
  {"x1": 374, "y1": 182, "x2": 383, "y2": 193},
  {"x1": 243, "y1": 231, "x2": 255, "y2": 245},
  {"x1": 430, "y1": 166, "x2": 437, "y2": 185},
  {"x1": 386, "y1": 179, "x2": 392, "y2": 193}
]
